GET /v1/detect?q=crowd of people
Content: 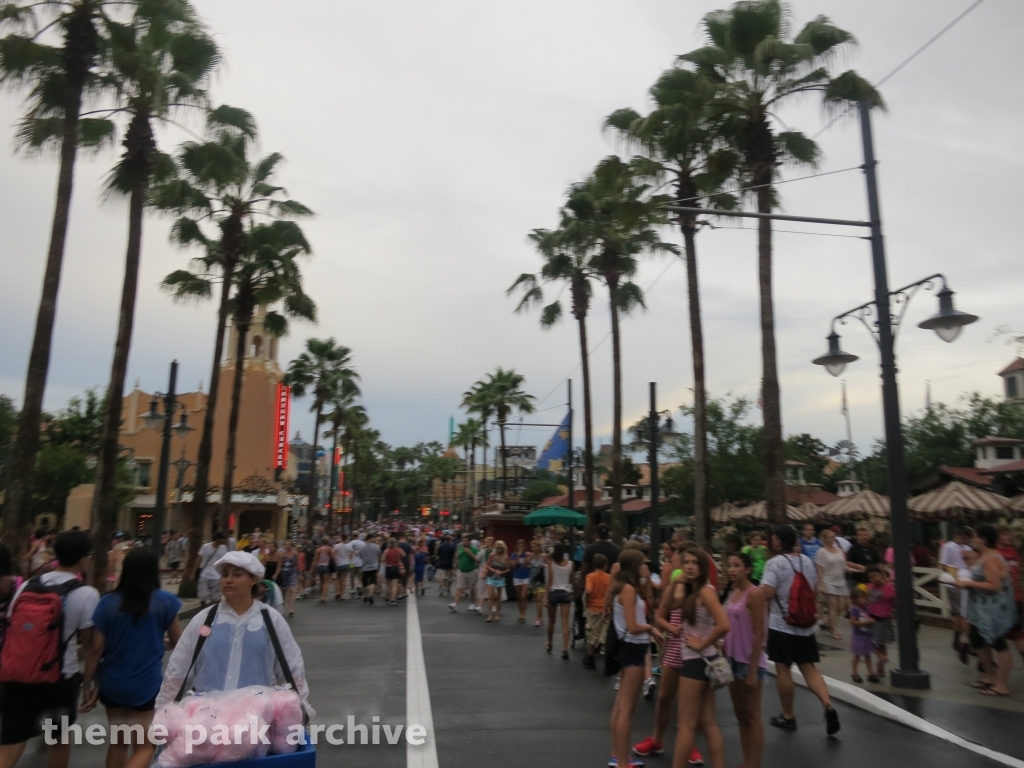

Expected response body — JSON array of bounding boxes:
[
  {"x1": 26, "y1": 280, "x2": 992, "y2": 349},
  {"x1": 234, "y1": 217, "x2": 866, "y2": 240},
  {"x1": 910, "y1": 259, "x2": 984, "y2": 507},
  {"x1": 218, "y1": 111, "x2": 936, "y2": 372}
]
[{"x1": 0, "y1": 516, "x2": 1019, "y2": 768}]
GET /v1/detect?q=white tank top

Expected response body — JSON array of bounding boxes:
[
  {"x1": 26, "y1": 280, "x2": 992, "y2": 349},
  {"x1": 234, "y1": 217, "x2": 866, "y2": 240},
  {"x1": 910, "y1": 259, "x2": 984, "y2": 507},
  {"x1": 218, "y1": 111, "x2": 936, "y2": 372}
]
[
  {"x1": 549, "y1": 558, "x2": 573, "y2": 592},
  {"x1": 613, "y1": 591, "x2": 649, "y2": 644}
]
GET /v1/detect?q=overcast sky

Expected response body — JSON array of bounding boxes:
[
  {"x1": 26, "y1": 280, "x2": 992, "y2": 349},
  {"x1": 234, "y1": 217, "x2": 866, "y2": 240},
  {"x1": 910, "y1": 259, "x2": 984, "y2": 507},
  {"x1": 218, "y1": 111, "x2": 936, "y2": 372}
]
[{"x1": 1, "y1": 0, "x2": 1021, "y2": 458}]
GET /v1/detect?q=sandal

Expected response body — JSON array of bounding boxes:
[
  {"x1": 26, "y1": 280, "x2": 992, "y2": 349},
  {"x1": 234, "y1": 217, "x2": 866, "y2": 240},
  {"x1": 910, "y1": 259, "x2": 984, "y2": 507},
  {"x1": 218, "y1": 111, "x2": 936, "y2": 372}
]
[
  {"x1": 535, "y1": 621, "x2": 542, "y2": 627},
  {"x1": 519, "y1": 617, "x2": 526, "y2": 623},
  {"x1": 485, "y1": 616, "x2": 492, "y2": 623},
  {"x1": 971, "y1": 681, "x2": 994, "y2": 689},
  {"x1": 545, "y1": 641, "x2": 552, "y2": 653},
  {"x1": 980, "y1": 687, "x2": 1011, "y2": 697}
]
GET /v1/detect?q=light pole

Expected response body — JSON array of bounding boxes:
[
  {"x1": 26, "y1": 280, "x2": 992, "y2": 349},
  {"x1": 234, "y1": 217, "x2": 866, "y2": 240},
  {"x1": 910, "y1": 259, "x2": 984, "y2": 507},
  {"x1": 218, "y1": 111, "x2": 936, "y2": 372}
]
[
  {"x1": 664, "y1": 98, "x2": 977, "y2": 690},
  {"x1": 170, "y1": 447, "x2": 196, "y2": 533},
  {"x1": 139, "y1": 361, "x2": 194, "y2": 550},
  {"x1": 636, "y1": 383, "x2": 679, "y2": 548}
]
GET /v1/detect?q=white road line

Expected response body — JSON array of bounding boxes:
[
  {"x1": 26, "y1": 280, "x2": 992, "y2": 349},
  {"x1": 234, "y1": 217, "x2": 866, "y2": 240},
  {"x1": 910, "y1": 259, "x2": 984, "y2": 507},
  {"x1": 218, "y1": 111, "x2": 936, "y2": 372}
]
[
  {"x1": 407, "y1": 593, "x2": 439, "y2": 768},
  {"x1": 774, "y1": 662, "x2": 1024, "y2": 768}
]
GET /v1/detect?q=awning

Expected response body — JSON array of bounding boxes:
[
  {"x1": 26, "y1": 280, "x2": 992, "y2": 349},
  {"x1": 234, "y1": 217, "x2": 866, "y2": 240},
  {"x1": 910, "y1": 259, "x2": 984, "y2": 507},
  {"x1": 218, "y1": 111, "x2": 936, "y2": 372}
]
[
  {"x1": 787, "y1": 502, "x2": 822, "y2": 522},
  {"x1": 907, "y1": 481, "x2": 1008, "y2": 520},
  {"x1": 820, "y1": 489, "x2": 890, "y2": 521},
  {"x1": 710, "y1": 502, "x2": 739, "y2": 524}
]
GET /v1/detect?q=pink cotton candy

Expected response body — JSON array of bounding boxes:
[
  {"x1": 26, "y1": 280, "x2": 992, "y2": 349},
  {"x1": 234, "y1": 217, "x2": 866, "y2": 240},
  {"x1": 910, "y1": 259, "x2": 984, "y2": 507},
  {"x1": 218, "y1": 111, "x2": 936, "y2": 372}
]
[{"x1": 268, "y1": 689, "x2": 303, "y2": 754}]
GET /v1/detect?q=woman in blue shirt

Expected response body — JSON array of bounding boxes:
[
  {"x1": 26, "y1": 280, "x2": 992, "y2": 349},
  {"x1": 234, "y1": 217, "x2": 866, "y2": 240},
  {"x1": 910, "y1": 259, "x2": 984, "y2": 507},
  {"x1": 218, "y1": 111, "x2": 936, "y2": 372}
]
[{"x1": 82, "y1": 547, "x2": 182, "y2": 768}]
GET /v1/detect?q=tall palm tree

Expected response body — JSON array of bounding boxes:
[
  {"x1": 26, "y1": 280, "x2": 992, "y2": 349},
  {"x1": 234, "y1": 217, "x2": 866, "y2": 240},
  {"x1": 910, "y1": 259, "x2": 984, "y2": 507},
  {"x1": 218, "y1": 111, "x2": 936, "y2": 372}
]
[
  {"x1": 461, "y1": 380, "x2": 494, "y2": 502},
  {"x1": 452, "y1": 418, "x2": 483, "y2": 510},
  {"x1": 157, "y1": 114, "x2": 310, "y2": 589},
  {"x1": 563, "y1": 157, "x2": 677, "y2": 541},
  {"x1": 285, "y1": 338, "x2": 358, "y2": 522},
  {"x1": 682, "y1": 0, "x2": 881, "y2": 524},
  {"x1": 0, "y1": 0, "x2": 117, "y2": 556},
  {"x1": 605, "y1": 68, "x2": 738, "y2": 547},
  {"x1": 509, "y1": 223, "x2": 598, "y2": 534},
  {"x1": 90, "y1": 0, "x2": 218, "y2": 586},
  {"x1": 322, "y1": 380, "x2": 363, "y2": 530},
  {"x1": 463, "y1": 369, "x2": 535, "y2": 499},
  {"x1": 216, "y1": 221, "x2": 315, "y2": 530}
]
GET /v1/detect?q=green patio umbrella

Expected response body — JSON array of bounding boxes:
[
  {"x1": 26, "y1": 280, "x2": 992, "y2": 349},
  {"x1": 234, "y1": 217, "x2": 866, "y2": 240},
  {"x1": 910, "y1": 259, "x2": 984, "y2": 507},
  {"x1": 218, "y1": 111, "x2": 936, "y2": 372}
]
[{"x1": 523, "y1": 506, "x2": 589, "y2": 526}]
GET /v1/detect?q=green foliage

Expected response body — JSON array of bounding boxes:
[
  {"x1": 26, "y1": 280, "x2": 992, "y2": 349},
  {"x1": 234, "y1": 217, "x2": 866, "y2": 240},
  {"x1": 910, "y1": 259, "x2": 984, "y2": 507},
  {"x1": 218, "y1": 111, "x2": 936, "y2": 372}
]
[
  {"x1": 621, "y1": 457, "x2": 643, "y2": 486},
  {"x1": 662, "y1": 394, "x2": 765, "y2": 516},
  {"x1": 286, "y1": 338, "x2": 358, "y2": 431},
  {"x1": 784, "y1": 432, "x2": 830, "y2": 485},
  {"x1": 462, "y1": 368, "x2": 536, "y2": 426},
  {"x1": 521, "y1": 479, "x2": 561, "y2": 504},
  {"x1": 33, "y1": 442, "x2": 91, "y2": 518},
  {"x1": 43, "y1": 388, "x2": 105, "y2": 455}
]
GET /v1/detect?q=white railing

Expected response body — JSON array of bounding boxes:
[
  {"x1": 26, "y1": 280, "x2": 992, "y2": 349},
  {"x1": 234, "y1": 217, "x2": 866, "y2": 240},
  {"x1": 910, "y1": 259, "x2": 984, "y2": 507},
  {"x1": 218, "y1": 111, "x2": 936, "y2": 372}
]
[{"x1": 912, "y1": 566, "x2": 951, "y2": 618}]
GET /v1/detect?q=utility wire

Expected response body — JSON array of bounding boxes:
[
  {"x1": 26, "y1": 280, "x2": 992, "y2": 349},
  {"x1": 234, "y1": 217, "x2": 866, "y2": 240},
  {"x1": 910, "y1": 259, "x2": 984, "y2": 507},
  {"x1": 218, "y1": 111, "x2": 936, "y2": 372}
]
[
  {"x1": 812, "y1": 0, "x2": 987, "y2": 139},
  {"x1": 678, "y1": 166, "x2": 861, "y2": 205}
]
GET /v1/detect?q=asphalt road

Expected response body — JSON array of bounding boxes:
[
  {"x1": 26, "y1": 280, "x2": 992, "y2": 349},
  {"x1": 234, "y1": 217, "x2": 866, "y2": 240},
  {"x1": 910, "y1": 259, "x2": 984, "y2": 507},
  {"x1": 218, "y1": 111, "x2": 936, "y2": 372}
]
[{"x1": 12, "y1": 588, "x2": 1017, "y2": 768}]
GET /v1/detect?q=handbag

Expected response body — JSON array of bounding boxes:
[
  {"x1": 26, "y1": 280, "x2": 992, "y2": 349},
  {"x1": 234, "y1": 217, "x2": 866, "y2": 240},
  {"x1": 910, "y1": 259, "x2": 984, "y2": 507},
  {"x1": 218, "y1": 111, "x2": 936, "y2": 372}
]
[{"x1": 703, "y1": 654, "x2": 734, "y2": 690}]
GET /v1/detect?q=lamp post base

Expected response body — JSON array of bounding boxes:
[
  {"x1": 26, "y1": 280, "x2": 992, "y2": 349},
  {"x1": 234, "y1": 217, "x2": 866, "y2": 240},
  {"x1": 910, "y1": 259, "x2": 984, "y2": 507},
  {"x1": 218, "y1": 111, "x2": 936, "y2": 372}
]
[{"x1": 890, "y1": 669, "x2": 931, "y2": 690}]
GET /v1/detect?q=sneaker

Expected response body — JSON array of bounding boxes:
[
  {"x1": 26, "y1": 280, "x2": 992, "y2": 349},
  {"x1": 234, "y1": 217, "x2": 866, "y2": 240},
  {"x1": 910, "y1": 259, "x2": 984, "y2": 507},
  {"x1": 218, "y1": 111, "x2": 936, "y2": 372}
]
[
  {"x1": 642, "y1": 678, "x2": 657, "y2": 700},
  {"x1": 448, "y1": 603, "x2": 457, "y2": 612},
  {"x1": 651, "y1": 665, "x2": 661, "y2": 677},
  {"x1": 632, "y1": 737, "x2": 663, "y2": 756},
  {"x1": 688, "y1": 748, "x2": 704, "y2": 766},
  {"x1": 770, "y1": 714, "x2": 797, "y2": 730},
  {"x1": 609, "y1": 759, "x2": 644, "y2": 768},
  {"x1": 825, "y1": 705, "x2": 840, "y2": 736},
  {"x1": 614, "y1": 678, "x2": 620, "y2": 691},
  {"x1": 867, "y1": 674, "x2": 880, "y2": 683}
]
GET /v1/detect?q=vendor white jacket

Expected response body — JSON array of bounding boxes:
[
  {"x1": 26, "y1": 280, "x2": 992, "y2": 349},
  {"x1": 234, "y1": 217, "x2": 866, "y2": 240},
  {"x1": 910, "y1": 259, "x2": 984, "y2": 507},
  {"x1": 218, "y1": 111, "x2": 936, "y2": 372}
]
[{"x1": 156, "y1": 599, "x2": 314, "y2": 718}]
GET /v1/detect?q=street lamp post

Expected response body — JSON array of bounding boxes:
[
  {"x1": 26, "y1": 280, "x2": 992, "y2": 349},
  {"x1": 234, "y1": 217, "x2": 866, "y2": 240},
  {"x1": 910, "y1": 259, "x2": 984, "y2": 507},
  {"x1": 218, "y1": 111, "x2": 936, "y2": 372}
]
[
  {"x1": 642, "y1": 383, "x2": 679, "y2": 549},
  {"x1": 170, "y1": 447, "x2": 196, "y2": 533},
  {"x1": 665, "y1": 99, "x2": 977, "y2": 690},
  {"x1": 140, "y1": 361, "x2": 194, "y2": 551}
]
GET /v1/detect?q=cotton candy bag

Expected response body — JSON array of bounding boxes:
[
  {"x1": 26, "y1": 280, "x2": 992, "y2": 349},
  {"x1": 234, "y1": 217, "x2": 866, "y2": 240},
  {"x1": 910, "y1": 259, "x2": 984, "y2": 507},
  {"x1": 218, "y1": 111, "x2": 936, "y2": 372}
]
[{"x1": 268, "y1": 689, "x2": 304, "y2": 755}]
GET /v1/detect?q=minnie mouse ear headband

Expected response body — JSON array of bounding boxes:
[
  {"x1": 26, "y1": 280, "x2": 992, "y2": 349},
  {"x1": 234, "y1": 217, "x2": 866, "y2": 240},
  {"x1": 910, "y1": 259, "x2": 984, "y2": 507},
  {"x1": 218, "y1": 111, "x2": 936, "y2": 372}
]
[{"x1": 214, "y1": 550, "x2": 266, "y2": 579}]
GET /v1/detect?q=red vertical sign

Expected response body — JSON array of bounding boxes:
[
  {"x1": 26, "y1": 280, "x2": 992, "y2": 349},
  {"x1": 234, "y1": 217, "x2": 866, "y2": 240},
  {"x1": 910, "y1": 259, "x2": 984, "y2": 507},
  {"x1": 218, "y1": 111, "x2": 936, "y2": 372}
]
[{"x1": 274, "y1": 382, "x2": 290, "y2": 469}]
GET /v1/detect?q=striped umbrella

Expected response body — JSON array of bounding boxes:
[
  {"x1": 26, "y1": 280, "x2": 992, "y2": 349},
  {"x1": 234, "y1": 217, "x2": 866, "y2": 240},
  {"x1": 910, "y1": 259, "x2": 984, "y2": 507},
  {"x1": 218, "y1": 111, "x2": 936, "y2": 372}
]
[
  {"x1": 820, "y1": 489, "x2": 890, "y2": 522},
  {"x1": 787, "y1": 502, "x2": 822, "y2": 523},
  {"x1": 907, "y1": 481, "x2": 1008, "y2": 520},
  {"x1": 1008, "y1": 493, "x2": 1024, "y2": 515},
  {"x1": 729, "y1": 502, "x2": 815, "y2": 524},
  {"x1": 710, "y1": 502, "x2": 740, "y2": 524}
]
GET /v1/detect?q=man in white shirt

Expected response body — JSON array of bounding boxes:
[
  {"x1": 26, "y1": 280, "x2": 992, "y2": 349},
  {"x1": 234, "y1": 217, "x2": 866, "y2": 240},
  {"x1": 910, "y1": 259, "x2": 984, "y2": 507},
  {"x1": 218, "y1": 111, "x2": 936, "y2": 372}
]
[
  {"x1": 197, "y1": 531, "x2": 229, "y2": 607},
  {"x1": 0, "y1": 531, "x2": 100, "y2": 768},
  {"x1": 333, "y1": 535, "x2": 353, "y2": 601},
  {"x1": 761, "y1": 525, "x2": 839, "y2": 736},
  {"x1": 939, "y1": 527, "x2": 973, "y2": 575}
]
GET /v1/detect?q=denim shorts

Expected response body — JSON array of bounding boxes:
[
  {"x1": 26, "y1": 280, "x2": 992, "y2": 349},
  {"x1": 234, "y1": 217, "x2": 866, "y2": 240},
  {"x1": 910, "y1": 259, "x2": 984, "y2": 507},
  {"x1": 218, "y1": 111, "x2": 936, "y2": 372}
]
[
  {"x1": 729, "y1": 657, "x2": 768, "y2": 682},
  {"x1": 548, "y1": 589, "x2": 572, "y2": 605}
]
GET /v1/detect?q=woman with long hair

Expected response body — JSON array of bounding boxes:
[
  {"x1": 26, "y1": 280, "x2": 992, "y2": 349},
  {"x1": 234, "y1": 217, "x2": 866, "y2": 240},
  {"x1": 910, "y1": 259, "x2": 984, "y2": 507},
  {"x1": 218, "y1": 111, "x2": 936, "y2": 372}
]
[
  {"x1": 262, "y1": 540, "x2": 281, "y2": 582},
  {"x1": 610, "y1": 549, "x2": 664, "y2": 768},
  {"x1": 546, "y1": 542, "x2": 574, "y2": 658},
  {"x1": 668, "y1": 547, "x2": 729, "y2": 768},
  {"x1": 277, "y1": 540, "x2": 300, "y2": 617},
  {"x1": 724, "y1": 552, "x2": 767, "y2": 768},
  {"x1": 485, "y1": 541, "x2": 511, "y2": 622},
  {"x1": 81, "y1": 547, "x2": 183, "y2": 768}
]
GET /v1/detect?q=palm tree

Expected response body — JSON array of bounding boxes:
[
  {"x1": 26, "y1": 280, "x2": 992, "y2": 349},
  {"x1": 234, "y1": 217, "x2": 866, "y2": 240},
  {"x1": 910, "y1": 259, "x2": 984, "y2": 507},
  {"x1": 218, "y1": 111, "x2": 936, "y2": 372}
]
[
  {"x1": 451, "y1": 418, "x2": 483, "y2": 510},
  {"x1": 682, "y1": 0, "x2": 881, "y2": 524},
  {"x1": 461, "y1": 380, "x2": 494, "y2": 502},
  {"x1": 90, "y1": 0, "x2": 218, "y2": 586},
  {"x1": 563, "y1": 157, "x2": 677, "y2": 541},
  {"x1": 463, "y1": 369, "x2": 535, "y2": 499},
  {"x1": 509, "y1": 223, "x2": 598, "y2": 534},
  {"x1": 157, "y1": 112, "x2": 310, "y2": 589},
  {"x1": 605, "y1": 68, "x2": 738, "y2": 547},
  {"x1": 0, "y1": 0, "x2": 118, "y2": 556},
  {"x1": 322, "y1": 380, "x2": 364, "y2": 530},
  {"x1": 285, "y1": 338, "x2": 358, "y2": 522},
  {"x1": 216, "y1": 222, "x2": 316, "y2": 530}
]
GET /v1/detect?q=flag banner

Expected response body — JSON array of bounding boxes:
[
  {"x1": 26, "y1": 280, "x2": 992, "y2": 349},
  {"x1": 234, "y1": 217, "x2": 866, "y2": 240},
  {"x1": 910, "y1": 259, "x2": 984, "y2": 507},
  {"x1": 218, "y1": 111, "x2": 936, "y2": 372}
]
[
  {"x1": 273, "y1": 382, "x2": 290, "y2": 469},
  {"x1": 536, "y1": 410, "x2": 572, "y2": 471}
]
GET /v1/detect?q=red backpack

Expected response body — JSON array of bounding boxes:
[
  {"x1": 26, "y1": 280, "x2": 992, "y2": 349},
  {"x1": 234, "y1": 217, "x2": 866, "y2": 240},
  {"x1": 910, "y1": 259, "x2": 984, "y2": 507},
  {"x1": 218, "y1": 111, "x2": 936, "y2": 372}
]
[
  {"x1": 779, "y1": 556, "x2": 818, "y2": 629},
  {"x1": 0, "y1": 576, "x2": 82, "y2": 684}
]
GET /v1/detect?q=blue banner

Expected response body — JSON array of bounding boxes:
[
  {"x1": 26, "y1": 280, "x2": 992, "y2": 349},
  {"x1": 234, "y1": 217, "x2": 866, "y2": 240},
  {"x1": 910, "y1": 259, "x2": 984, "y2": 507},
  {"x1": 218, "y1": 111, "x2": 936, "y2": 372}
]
[{"x1": 535, "y1": 410, "x2": 572, "y2": 471}]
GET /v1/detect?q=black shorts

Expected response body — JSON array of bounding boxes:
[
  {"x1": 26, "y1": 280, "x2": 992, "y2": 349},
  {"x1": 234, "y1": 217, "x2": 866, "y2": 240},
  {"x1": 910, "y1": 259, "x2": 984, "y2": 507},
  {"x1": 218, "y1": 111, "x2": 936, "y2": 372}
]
[
  {"x1": 99, "y1": 691, "x2": 156, "y2": 712},
  {"x1": 361, "y1": 569, "x2": 378, "y2": 587},
  {"x1": 969, "y1": 624, "x2": 1008, "y2": 652},
  {"x1": 618, "y1": 640, "x2": 648, "y2": 669},
  {"x1": 548, "y1": 589, "x2": 572, "y2": 605},
  {"x1": 679, "y1": 657, "x2": 711, "y2": 681},
  {"x1": 168, "y1": 561, "x2": 181, "y2": 570},
  {"x1": 766, "y1": 629, "x2": 820, "y2": 666},
  {"x1": 0, "y1": 674, "x2": 82, "y2": 745},
  {"x1": 385, "y1": 566, "x2": 402, "y2": 580}
]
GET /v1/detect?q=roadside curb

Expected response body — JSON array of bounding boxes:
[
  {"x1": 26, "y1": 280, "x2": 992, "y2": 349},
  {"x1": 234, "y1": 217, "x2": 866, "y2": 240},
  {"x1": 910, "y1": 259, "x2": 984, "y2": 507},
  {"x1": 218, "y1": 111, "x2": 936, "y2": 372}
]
[{"x1": 770, "y1": 662, "x2": 1024, "y2": 768}]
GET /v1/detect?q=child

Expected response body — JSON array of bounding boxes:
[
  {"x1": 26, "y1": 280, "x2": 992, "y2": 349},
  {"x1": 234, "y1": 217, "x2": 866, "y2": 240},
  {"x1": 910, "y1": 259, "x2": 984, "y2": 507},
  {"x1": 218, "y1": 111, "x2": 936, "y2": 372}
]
[
  {"x1": 583, "y1": 553, "x2": 611, "y2": 670},
  {"x1": 848, "y1": 588, "x2": 875, "y2": 683},
  {"x1": 866, "y1": 565, "x2": 896, "y2": 682}
]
